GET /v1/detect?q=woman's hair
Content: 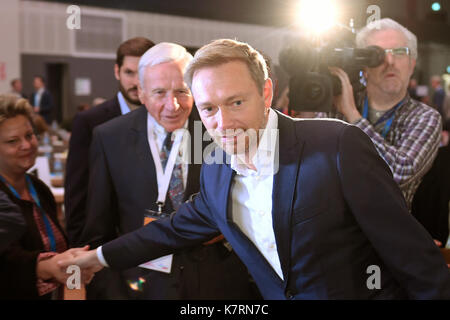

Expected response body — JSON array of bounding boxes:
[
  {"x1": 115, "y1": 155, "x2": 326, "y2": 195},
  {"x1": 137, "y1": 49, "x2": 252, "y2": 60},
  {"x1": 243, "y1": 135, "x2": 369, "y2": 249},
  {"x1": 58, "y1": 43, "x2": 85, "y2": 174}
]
[{"x1": 0, "y1": 94, "x2": 34, "y2": 126}]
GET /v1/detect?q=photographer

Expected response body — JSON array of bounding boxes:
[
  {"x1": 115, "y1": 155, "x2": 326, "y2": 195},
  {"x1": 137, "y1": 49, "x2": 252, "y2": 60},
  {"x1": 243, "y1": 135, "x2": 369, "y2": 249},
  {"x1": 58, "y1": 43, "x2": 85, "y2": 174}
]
[{"x1": 320, "y1": 18, "x2": 442, "y2": 210}]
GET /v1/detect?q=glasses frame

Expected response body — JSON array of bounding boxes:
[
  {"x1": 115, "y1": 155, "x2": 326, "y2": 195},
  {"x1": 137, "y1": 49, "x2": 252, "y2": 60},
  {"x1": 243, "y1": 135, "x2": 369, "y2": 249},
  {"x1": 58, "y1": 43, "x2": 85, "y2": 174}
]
[{"x1": 383, "y1": 47, "x2": 410, "y2": 57}]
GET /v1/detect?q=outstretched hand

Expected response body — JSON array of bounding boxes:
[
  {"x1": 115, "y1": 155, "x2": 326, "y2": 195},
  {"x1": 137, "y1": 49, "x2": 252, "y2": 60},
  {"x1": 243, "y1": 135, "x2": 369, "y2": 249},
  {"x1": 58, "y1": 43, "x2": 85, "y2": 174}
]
[
  {"x1": 57, "y1": 247, "x2": 104, "y2": 276},
  {"x1": 37, "y1": 246, "x2": 97, "y2": 285}
]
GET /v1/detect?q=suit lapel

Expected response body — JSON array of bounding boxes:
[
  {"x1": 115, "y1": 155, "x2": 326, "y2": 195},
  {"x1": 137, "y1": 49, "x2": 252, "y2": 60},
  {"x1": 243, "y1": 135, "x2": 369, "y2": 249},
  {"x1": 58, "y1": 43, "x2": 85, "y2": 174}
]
[
  {"x1": 272, "y1": 112, "x2": 304, "y2": 285},
  {"x1": 129, "y1": 108, "x2": 157, "y2": 188},
  {"x1": 185, "y1": 107, "x2": 203, "y2": 199}
]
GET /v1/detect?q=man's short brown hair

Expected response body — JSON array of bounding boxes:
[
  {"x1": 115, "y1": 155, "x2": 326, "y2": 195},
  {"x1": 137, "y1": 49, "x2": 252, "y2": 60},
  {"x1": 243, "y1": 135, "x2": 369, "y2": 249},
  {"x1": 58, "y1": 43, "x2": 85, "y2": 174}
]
[
  {"x1": 184, "y1": 39, "x2": 268, "y2": 94},
  {"x1": 116, "y1": 37, "x2": 155, "y2": 69}
]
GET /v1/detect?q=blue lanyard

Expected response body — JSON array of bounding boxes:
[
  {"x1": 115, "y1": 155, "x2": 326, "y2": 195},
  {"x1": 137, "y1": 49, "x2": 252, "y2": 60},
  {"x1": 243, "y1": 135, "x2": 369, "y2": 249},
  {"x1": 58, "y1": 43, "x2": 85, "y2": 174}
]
[
  {"x1": 362, "y1": 96, "x2": 405, "y2": 138},
  {"x1": 0, "y1": 174, "x2": 56, "y2": 251}
]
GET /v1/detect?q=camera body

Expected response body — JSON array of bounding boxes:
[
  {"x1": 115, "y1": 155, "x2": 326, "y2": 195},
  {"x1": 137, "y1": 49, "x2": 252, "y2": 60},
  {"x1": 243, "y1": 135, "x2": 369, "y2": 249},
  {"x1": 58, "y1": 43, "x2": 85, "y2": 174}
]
[{"x1": 279, "y1": 27, "x2": 385, "y2": 112}]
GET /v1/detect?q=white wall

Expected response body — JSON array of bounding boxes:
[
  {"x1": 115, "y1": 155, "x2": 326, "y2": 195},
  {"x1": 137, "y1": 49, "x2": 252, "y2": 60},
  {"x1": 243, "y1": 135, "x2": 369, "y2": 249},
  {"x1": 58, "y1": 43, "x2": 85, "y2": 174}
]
[
  {"x1": 0, "y1": 0, "x2": 20, "y2": 94},
  {"x1": 19, "y1": 0, "x2": 299, "y2": 64}
]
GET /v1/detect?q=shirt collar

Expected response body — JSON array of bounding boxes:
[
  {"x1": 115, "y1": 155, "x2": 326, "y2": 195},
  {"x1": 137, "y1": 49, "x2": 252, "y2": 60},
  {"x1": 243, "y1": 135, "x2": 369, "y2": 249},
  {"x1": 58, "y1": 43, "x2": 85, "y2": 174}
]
[
  {"x1": 117, "y1": 92, "x2": 131, "y2": 115},
  {"x1": 231, "y1": 108, "x2": 278, "y2": 177}
]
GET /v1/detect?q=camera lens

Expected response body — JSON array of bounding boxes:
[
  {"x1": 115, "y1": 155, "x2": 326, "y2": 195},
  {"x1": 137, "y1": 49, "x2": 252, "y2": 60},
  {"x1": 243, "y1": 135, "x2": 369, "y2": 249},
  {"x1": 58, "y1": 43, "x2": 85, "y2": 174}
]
[{"x1": 306, "y1": 83, "x2": 323, "y2": 100}]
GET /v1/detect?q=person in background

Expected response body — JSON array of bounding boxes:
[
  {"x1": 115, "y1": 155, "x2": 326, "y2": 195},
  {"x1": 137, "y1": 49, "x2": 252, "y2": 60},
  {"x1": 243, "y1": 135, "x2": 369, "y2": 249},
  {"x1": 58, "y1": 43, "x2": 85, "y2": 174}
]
[
  {"x1": 0, "y1": 189, "x2": 26, "y2": 254},
  {"x1": 65, "y1": 37, "x2": 155, "y2": 246},
  {"x1": 91, "y1": 97, "x2": 106, "y2": 107},
  {"x1": 317, "y1": 18, "x2": 442, "y2": 211},
  {"x1": 9, "y1": 79, "x2": 27, "y2": 99},
  {"x1": 30, "y1": 76, "x2": 54, "y2": 125},
  {"x1": 430, "y1": 75, "x2": 446, "y2": 121},
  {"x1": 408, "y1": 78, "x2": 420, "y2": 100},
  {"x1": 0, "y1": 94, "x2": 93, "y2": 299}
]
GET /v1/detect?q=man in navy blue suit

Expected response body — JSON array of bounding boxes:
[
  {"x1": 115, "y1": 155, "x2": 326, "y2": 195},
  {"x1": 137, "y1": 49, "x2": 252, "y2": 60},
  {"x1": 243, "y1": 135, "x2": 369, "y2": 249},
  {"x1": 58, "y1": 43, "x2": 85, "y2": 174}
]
[{"x1": 60, "y1": 39, "x2": 450, "y2": 299}]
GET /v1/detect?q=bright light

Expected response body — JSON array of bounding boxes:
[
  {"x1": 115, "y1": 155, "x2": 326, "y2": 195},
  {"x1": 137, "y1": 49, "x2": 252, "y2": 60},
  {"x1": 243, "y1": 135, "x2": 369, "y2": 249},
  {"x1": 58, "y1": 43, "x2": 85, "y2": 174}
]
[
  {"x1": 296, "y1": 0, "x2": 338, "y2": 35},
  {"x1": 431, "y1": 2, "x2": 441, "y2": 11},
  {"x1": 447, "y1": 66, "x2": 450, "y2": 74}
]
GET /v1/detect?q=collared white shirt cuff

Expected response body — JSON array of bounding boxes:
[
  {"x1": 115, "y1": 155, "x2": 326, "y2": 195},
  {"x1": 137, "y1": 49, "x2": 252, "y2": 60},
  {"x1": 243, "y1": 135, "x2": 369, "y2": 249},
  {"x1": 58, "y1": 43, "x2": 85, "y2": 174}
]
[{"x1": 96, "y1": 246, "x2": 109, "y2": 267}]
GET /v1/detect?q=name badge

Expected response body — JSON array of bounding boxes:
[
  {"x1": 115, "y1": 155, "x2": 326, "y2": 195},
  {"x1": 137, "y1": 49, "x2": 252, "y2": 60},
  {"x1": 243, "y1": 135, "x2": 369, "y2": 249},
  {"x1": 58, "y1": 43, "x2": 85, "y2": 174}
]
[{"x1": 138, "y1": 207, "x2": 173, "y2": 274}]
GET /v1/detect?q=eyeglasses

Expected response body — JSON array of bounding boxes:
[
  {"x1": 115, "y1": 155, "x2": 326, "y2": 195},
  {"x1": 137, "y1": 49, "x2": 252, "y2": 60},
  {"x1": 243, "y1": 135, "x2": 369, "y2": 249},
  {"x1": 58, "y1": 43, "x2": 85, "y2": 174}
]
[{"x1": 384, "y1": 47, "x2": 410, "y2": 57}]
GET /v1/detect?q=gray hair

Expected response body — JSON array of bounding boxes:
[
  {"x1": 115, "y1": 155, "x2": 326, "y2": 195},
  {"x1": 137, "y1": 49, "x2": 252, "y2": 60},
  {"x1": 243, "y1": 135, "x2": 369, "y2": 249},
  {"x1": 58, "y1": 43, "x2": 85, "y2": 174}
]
[
  {"x1": 138, "y1": 42, "x2": 193, "y2": 88},
  {"x1": 356, "y1": 18, "x2": 418, "y2": 60}
]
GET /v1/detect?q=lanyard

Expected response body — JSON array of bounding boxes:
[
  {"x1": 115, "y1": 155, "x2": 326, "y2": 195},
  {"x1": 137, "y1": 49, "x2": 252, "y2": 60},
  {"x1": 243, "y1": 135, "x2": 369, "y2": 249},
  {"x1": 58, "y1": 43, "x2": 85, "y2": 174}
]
[
  {"x1": 147, "y1": 123, "x2": 184, "y2": 213},
  {"x1": 0, "y1": 174, "x2": 56, "y2": 251},
  {"x1": 362, "y1": 96, "x2": 405, "y2": 138}
]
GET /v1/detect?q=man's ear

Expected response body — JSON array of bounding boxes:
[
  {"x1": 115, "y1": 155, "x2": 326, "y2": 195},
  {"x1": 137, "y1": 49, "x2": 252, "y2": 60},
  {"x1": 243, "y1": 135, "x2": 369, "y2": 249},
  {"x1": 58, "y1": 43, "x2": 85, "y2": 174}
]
[
  {"x1": 263, "y1": 78, "x2": 273, "y2": 109},
  {"x1": 114, "y1": 64, "x2": 120, "y2": 81}
]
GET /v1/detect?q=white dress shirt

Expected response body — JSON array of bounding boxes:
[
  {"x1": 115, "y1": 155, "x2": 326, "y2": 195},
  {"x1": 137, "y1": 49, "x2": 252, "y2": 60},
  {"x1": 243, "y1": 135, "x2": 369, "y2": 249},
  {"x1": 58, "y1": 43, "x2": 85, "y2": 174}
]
[
  {"x1": 230, "y1": 109, "x2": 283, "y2": 280},
  {"x1": 117, "y1": 92, "x2": 131, "y2": 115}
]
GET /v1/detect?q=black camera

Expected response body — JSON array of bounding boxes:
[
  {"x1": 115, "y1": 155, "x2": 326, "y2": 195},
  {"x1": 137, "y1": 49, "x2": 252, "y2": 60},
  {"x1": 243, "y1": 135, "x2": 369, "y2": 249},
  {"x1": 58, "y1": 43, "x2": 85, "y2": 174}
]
[{"x1": 279, "y1": 27, "x2": 385, "y2": 112}]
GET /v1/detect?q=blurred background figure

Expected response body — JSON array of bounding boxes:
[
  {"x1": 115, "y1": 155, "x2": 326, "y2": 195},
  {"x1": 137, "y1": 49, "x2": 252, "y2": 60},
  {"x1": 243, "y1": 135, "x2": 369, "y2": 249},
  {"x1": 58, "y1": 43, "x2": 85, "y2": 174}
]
[
  {"x1": 9, "y1": 79, "x2": 27, "y2": 100},
  {"x1": 430, "y1": 75, "x2": 446, "y2": 120},
  {"x1": 408, "y1": 78, "x2": 420, "y2": 100},
  {"x1": 30, "y1": 76, "x2": 54, "y2": 125},
  {"x1": 91, "y1": 97, "x2": 106, "y2": 107},
  {"x1": 443, "y1": 83, "x2": 450, "y2": 127},
  {"x1": 77, "y1": 103, "x2": 90, "y2": 113}
]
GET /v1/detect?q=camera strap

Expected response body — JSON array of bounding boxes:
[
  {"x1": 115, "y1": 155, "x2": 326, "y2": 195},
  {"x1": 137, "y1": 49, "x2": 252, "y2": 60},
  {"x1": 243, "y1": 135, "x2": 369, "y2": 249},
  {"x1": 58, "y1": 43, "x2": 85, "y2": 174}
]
[{"x1": 362, "y1": 96, "x2": 405, "y2": 138}]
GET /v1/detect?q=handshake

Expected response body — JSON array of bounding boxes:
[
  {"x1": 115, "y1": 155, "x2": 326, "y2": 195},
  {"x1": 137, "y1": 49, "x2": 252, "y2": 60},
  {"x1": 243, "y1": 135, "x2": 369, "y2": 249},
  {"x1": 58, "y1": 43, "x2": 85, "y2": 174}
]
[{"x1": 38, "y1": 246, "x2": 105, "y2": 286}]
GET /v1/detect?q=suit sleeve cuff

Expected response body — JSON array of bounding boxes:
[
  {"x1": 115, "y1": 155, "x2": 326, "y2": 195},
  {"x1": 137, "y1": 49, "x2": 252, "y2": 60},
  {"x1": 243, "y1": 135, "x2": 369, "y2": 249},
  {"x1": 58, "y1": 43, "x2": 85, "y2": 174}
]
[{"x1": 96, "y1": 246, "x2": 109, "y2": 267}]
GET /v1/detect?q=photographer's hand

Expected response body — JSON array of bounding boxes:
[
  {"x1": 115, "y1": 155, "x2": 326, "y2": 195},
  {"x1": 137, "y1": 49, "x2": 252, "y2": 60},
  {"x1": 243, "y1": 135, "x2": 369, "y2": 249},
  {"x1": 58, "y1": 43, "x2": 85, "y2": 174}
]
[{"x1": 328, "y1": 67, "x2": 362, "y2": 124}]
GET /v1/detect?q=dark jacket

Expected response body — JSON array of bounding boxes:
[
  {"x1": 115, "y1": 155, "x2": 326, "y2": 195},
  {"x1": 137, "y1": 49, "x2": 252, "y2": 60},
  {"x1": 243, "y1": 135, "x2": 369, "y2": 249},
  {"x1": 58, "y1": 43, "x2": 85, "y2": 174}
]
[
  {"x1": 412, "y1": 143, "x2": 450, "y2": 245},
  {"x1": 0, "y1": 175, "x2": 67, "y2": 299},
  {"x1": 0, "y1": 190, "x2": 26, "y2": 253},
  {"x1": 64, "y1": 96, "x2": 121, "y2": 245},
  {"x1": 102, "y1": 112, "x2": 450, "y2": 299}
]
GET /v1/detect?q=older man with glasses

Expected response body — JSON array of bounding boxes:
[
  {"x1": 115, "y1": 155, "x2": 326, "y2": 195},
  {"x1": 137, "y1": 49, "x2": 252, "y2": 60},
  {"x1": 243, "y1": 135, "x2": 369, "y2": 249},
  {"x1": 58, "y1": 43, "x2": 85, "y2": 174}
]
[{"x1": 320, "y1": 18, "x2": 442, "y2": 211}]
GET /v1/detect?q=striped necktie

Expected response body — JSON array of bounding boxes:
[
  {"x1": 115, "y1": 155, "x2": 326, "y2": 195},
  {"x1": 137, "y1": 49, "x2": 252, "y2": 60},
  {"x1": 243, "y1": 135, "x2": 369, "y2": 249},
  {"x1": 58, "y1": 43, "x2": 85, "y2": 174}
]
[{"x1": 160, "y1": 132, "x2": 184, "y2": 210}]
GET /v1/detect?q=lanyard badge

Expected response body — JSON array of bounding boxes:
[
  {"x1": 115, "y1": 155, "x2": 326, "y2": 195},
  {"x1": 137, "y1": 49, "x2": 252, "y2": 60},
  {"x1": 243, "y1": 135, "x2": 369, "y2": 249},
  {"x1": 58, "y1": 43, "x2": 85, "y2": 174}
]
[
  {"x1": 362, "y1": 96, "x2": 405, "y2": 139},
  {"x1": 0, "y1": 174, "x2": 57, "y2": 251}
]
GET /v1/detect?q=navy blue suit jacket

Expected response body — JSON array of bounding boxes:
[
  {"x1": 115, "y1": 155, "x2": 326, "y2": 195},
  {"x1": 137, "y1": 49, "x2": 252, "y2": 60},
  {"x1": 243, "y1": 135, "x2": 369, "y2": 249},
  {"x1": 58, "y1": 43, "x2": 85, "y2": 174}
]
[{"x1": 102, "y1": 111, "x2": 450, "y2": 299}]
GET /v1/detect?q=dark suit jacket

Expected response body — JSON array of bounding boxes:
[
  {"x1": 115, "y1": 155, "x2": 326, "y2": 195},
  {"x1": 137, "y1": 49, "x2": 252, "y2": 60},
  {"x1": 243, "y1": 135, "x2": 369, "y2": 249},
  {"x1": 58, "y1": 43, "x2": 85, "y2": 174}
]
[
  {"x1": 65, "y1": 96, "x2": 122, "y2": 245},
  {"x1": 31, "y1": 89, "x2": 54, "y2": 124},
  {"x1": 412, "y1": 143, "x2": 450, "y2": 245},
  {"x1": 101, "y1": 111, "x2": 450, "y2": 299},
  {"x1": 0, "y1": 190, "x2": 26, "y2": 254},
  {"x1": 0, "y1": 175, "x2": 67, "y2": 299},
  {"x1": 82, "y1": 106, "x2": 259, "y2": 299}
]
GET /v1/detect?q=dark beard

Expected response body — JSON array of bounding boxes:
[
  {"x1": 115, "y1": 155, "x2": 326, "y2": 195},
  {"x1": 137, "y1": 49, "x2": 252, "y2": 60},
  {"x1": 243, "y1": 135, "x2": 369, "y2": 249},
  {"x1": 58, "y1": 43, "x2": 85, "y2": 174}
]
[{"x1": 119, "y1": 83, "x2": 140, "y2": 105}]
